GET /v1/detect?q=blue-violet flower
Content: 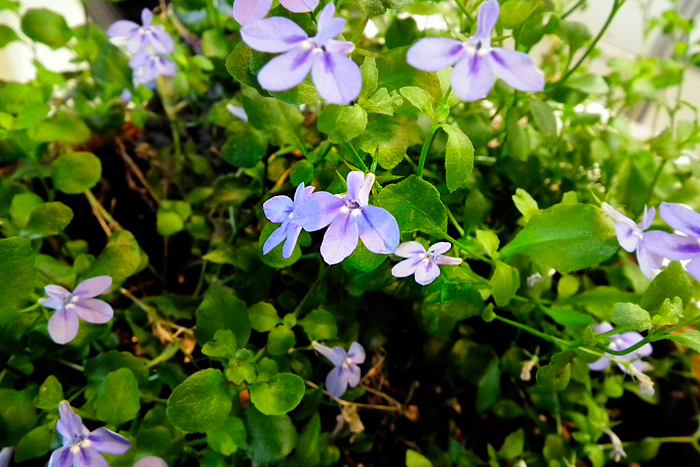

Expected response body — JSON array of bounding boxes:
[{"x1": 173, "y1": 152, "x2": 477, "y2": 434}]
[
  {"x1": 644, "y1": 202, "x2": 700, "y2": 281},
  {"x1": 313, "y1": 341, "x2": 365, "y2": 398},
  {"x1": 233, "y1": 0, "x2": 318, "y2": 26},
  {"x1": 392, "y1": 241, "x2": 462, "y2": 285},
  {"x1": 106, "y1": 8, "x2": 174, "y2": 55},
  {"x1": 262, "y1": 182, "x2": 315, "y2": 258}
]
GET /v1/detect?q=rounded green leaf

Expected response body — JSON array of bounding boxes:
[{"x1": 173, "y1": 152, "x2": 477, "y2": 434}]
[
  {"x1": 267, "y1": 325, "x2": 296, "y2": 356},
  {"x1": 299, "y1": 308, "x2": 338, "y2": 341},
  {"x1": 0, "y1": 237, "x2": 36, "y2": 313},
  {"x1": 244, "y1": 407, "x2": 298, "y2": 464},
  {"x1": 248, "y1": 302, "x2": 281, "y2": 333},
  {"x1": 51, "y1": 152, "x2": 102, "y2": 194},
  {"x1": 21, "y1": 8, "x2": 72, "y2": 49},
  {"x1": 441, "y1": 124, "x2": 474, "y2": 193},
  {"x1": 167, "y1": 369, "x2": 233, "y2": 433},
  {"x1": 249, "y1": 373, "x2": 305, "y2": 415},
  {"x1": 378, "y1": 175, "x2": 447, "y2": 235},
  {"x1": 95, "y1": 368, "x2": 141, "y2": 426},
  {"x1": 22, "y1": 202, "x2": 73, "y2": 238}
]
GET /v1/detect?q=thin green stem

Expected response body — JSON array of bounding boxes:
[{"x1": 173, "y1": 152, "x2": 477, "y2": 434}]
[
  {"x1": 417, "y1": 124, "x2": 440, "y2": 178},
  {"x1": 443, "y1": 233, "x2": 494, "y2": 265},
  {"x1": 645, "y1": 159, "x2": 668, "y2": 206},
  {"x1": 445, "y1": 206, "x2": 466, "y2": 237},
  {"x1": 562, "y1": 0, "x2": 586, "y2": 19},
  {"x1": 493, "y1": 314, "x2": 572, "y2": 347}
]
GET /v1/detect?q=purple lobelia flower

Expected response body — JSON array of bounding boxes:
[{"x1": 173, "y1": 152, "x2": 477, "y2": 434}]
[
  {"x1": 48, "y1": 401, "x2": 131, "y2": 467},
  {"x1": 406, "y1": 0, "x2": 544, "y2": 102},
  {"x1": 602, "y1": 202, "x2": 663, "y2": 279},
  {"x1": 312, "y1": 341, "x2": 365, "y2": 398},
  {"x1": 644, "y1": 202, "x2": 700, "y2": 281},
  {"x1": 39, "y1": 277, "x2": 114, "y2": 345},
  {"x1": 240, "y1": 3, "x2": 362, "y2": 105},
  {"x1": 226, "y1": 104, "x2": 248, "y2": 122},
  {"x1": 0, "y1": 447, "x2": 12, "y2": 467},
  {"x1": 129, "y1": 51, "x2": 178, "y2": 88},
  {"x1": 107, "y1": 8, "x2": 174, "y2": 55},
  {"x1": 294, "y1": 171, "x2": 400, "y2": 265},
  {"x1": 263, "y1": 182, "x2": 315, "y2": 258},
  {"x1": 133, "y1": 456, "x2": 168, "y2": 467},
  {"x1": 588, "y1": 322, "x2": 653, "y2": 374},
  {"x1": 391, "y1": 241, "x2": 462, "y2": 285},
  {"x1": 233, "y1": 0, "x2": 319, "y2": 26}
]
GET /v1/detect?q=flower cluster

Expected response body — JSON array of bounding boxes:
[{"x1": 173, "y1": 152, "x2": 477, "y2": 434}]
[
  {"x1": 39, "y1": 276, "x2": 114, "y2": 345},
  {"x1": 313, "y1": 341, "x2": 365, "y2": 398},
  {"x1": 107, "y1": 8, "x2": 177, "y2": 89},
  {"x1": 603, "y1": 202, "x2": 700, "y2": 281}
]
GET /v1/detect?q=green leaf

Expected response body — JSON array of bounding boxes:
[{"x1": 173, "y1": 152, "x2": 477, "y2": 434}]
[
  {"x1": 267, "y1": 325, "x2": 296, "y2": 356},
  {"x1": 207, "y1": 416, "x2": 247, "y2": 456},
  {"x1": 406, "y1": 449, "x2": 433, "y2": 467},
  {"x1": 157, "y1": 200, "x2": 192, "y2": 237},
  {"x1": 319, "y1": 105, "x2": 368, "y2": 144},
  {"x1": 202, "y1": 329, "x2": 238, "y2": 360},
  {"x1": 541, "y1": 307, "x2": 595, "y2": 327},
  {"x1": 344, "y1": 241, "x2": 386, "y2": 272},
  {"x1": 500, "y1": 204, "x2": 618, "y2": 273},
  {"x1": 536, "y1": 350, "x2": 577, "y2": 391},
  {"x1": 195, "y1": 285, "x2": 251, "y2": 347},
  {"x1": 360, "y1": 57, "x2": 378, "y2": 98},
  {"x1": 363, "y1": 88, "x2": 401, "y2": 116},
  {"x1": 167, "y1": 369, "x2": 233, "y2": 433},
  {"x1": 476, "y1": 230, "x2": 499, "y2": 257},
  {"x1": 558, "y1": 21, "x2": 592, "y2": 53},
  {"x1": 83, "y1": 230, "x2": 146, "y2": 284},
  {"x1": 33, "y1": 114, "x2": 91, "y2": 144},
  {"x1": 378, "y1": 175, "x2": 447, "y2": 235},
  {"x1": 566, "y1": 74, "x2": 610, "y2": 94},
  {"x1": 14, "y1": 423, "x2": 54, "y2": 462},
  {"x1": 221, "y1": 123, "x2": 268, "y2": 169},
  {"x1": 377, "y1": 47, "x2": 441, "y2": 100},
  {"x1": 10, "y1": 193, "x2": 43, "y2": 228},
  {"x1": 498, "y1": 0, "x2": 538, "y2": 29},
  {"x1": 441, "y1": 124, "x2": 474, "y2": 192},
  {"x1": 491, "y1": 261, "x2": 520, "y2": 307},
  {"x1": 476, "y1": 360, "x2": 500, "y2": 413},
  {"x1": 300, "y1": 308, "x2": 338, "y2": 341},
  {"x1": 202, "y1": 30, "x2": 228, "y2": 58},
  {"x1": 226, "y1": 42, "x2": 259, "y2": 88},
  {"x1": 651, "y1": 297, "x2": 684, "y2": 328},
  {"x1": 505, "y1": 108, "x2": 529, "y2": 160},
  {"x1": 667, "y1": 331, "x2": 700, "y2": 353},
  {"x1": 0, "y1": 388, "x2": 37, "y2": 445},
  {"x1": 35, "y1": 375, "x2": 63, "y2": 410},
  {"x1": 290, "y1": 160, "x2": 315, "y2": 186},
  {"x1": 95, "y1": 368, "x2": 141, "y2": 426},
  {"x1": 423, "y1": 278, "x2": 484, "y2": 322},
  {"x1": 639, "y1": 262, "x2": 692, "y2": 313},
  {"x1": 385, "y1": 16, "x2": 419, "y2": 48},
  {"x1": 289, "y1": 414, "x2": 321, "y2": 467},
  {"x1": 249, "y1": 302, "x2": 282, "y2": 333},
  {"x1": 249, "y1": 373, "x2": 306, "y2": 415},
  {"x1": 21, "y1": 8, "x2": 72, "y2": 49},
  {"x1": 259, "y1": 222, "x2": 302, "y2": 268},
  {"x1": 0, "y1": 25, "x2": 19, "y2": 48},
  {"x1": 0, "y1": 237, "x2": 36, "y2": 313},
  {"x1": 499, "y1": 429, "x2": 524, "y2": 461},
  {"x1": 611, "y1": 302, "x2": 652, "y2": 332},
  {"x1": 241, "y1": 86, "x2": 304, "y2": 147},
  {"x1": 529, "y1": 99, "x2": 557, "y2": 138},
  {"x1": 51, "y1": 152, "x2": 102, "y2": 194},
  {"x1": 22, "y1": 202, "x2": 73, "y2": 238},
  {"x1": 244, "y1": 407, "x2": 298, "y2": 464},
  {"x1": 399, "y1": 86, "x2": 434, "y2": 117},
  {"x1": 512, "y1": 188, "x2": 539, "y2": 223},
  {"x1": 84, "y1": 350, "x2": 149, "y2": 386}
]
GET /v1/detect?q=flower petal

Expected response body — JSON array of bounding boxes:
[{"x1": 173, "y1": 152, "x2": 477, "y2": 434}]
[
  {"x1": 295, "y1": 191, "x2": 345, "y2": 231},
  {"x1": 415, "y1": 261, "x2": 441, "y2": 285},
  {"x1": 315, "y1": 3, "x2": 345, "y2": 44},
  {"x1": 637, "y1": 241, "x2": 664, "y2": 280},
  {"x1": 427, "y1": 242, "x2": 452, "y2": 256},
  {"x1": 451, "y1": 53, "x2": 495, "y2": 102},
  {"x1": 57, "y1": 401, "x2": 88, "y2": 441},
  {"x1": 311, "y1": 52, "x2": 362, "y2": 105},
  {"x1": 641, "y1": 205, "x2": 656, "y2": 230},
  {"x1": 326, "y1": 39, "x2": 354, "y2": 56},
  {"x1": 227, "y1": 104, "x2": 249, "y2": 122},
  {"x1": 614, "y1": 222, "x2": 639, "y2": 253},
  {"x1": 357, "y1": 206, "x2": 400, "y2": 255},
  {"x1": 587, "y1": 357, "x2": 611, "y2": 371},
  {"x1": 325, "y1": 366, "x2": 349, "y2": 398},
  {"x1": 45, "y1": 284, "x2": 71, "y2": 299},
  {"x1": 406, "y1": 38, "x2": 465, "y2": 72},
  {"x1": 279, "y1": 0, "x2": 319, "y2": 13},
  {"x1": 39, "y1": 297, "x2": 63, "y2": 310},
  {"x1": 263, "y1": 195, "x2": 294, "y2": 223},
  {"x1": 141, "y1": 8, "x2": 153, "y2": 27},
  {"x1": 312, "y1": 341, "x2": 346, "y2": 366},
  {"x1": 48, "y1": 309, "x2": 80, "y2": 345},
  {"x1": 88, "y1": 427, "x2": 132, "y2": 455},
  {"x1": 592, "y1": 322, "x2": 614, "y2": 334},
  {"x1": 292, "y1": 182, "x2": 313, "y2": 204},
  {"x1": 345, "y1": 171, "x2": 365, "y2": 203},
  {"x1": 394, "y1": 241, "x2": 426, "y2": 258},
  {"x1": 0, "y1": 448, "x2": 13, "y2": 467},
  {"x1": 133, "y1": 457, "x2": 169, "y2": 467},
  {"x1": 601, "y1": 203, "x2": 633, "y2": 226},
  {"x1": 686, "y1": 256, "x2": 700, "y2": 282},
  {"x1": 659, "y1": 202, "x2": 700, "y2": 238},
  {"x1": 73, "y1": 276, "x2": 113, "y2": 298},
  {"x1": 475, "y1": 0, "x2": 499, "y2": 40},
  {"x1": 282, "y1": 223, "x2": 303, "y2": 259},
  {"x1": 258, "y1": 47, "x2": 315, "y2": 92},
  {"x1": 392, "y1": 257, "x2": 423, "y2": 278},
  {"x1": 241, "y1": 17, "x2": 308, "y2": 53},
  {"x1": 643, "y1": 231, "x2": 700, "y2": 260},
  {"x1": 106, "y1": 20, "x2": 139, "y2": 38},
  {"x1": 263, "y1": 221, "x2": 290, "y2": 255},
  {"x1": 147, "y1": 28, "x2": 175, "y2": 54},
  {"x1": 346, "y1": 364, "x2": 361, "y2": 388},
  {"x1": 488, "y1": 48, "x2": 545, "y2": 93},
  {"x1": 233, "y1": 0, "x2": 274, "y2": 25},
  {"x1": 434, "y1": 255, "x2": 462, "y2": 266},
  {"x1": 73, "y1": 299, "x2": 114, "y2": 324},
  {"x1": 321, "y1": 213, "x2": 359, "y2": 264},
  {"x1": 74, "y1": 446, "x2": 109, "y2": 467},
  {"x1": 348, "y1": 342, "x2": 365, "y2": 364},
  {"x1": 48, "y1": 446, "x2": 74, "y2": 467}
]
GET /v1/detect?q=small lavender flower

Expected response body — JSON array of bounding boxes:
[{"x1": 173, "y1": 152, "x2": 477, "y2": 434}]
[
  {"x1": 129, "y1": 51, "x2": 178, "y2": 88},
  {"x1": 263, "y1": 182, "x2": 315, "y2": 258},
  {"x1": 313, "y1": 341, "x2": 365, "y2": 398},
  {"x1": 602, "y1": 202, "x2": 663, "y2": 279},
  {"x1": 48, "y1": 401, "x2": 131, "y2": 467},
  {"x1": 406, "y1": 0, "x2": 544, "y2": 102},
  {"x1": 644, "y1": 202, "x2": 700, "y2": 281},
  {"x1": 226, "y1": 104, "x2": 248, "y2": 122},
  {"x1": 119, "y1": 89, "x2": 133, "y2": 104},
  {"x1": 133, "y1": 456, "x2": 168, "y2": 467},
  {"x1": 294, "y1": 171, "x2": 400, "y2": 265},
  {"x1": 241, "y1": 3, "x2": 362, "y2": 105},
  {"x1": 0, "y1": 448, "x2": 13, "y2": 467},
  {"x1": 39, "y1": 277, "x2": 114, "y2": 345},
  {"x1": 588, "y1": 322, "x2": 653, "y2": 375},
  {"x1": 107, "y1": 8, "x2": 174, "y2": 55},
  {"x1": 391, "y1": 241, "x2": 462, "y2": 285},
  {"x1": 233, "y1": 0, "x2": 319, "y2": 26}
]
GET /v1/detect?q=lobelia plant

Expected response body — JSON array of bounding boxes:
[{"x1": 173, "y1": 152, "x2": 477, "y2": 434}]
[{"x1": 3, "y1": 0, "x2": 700, "y2": 465}]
